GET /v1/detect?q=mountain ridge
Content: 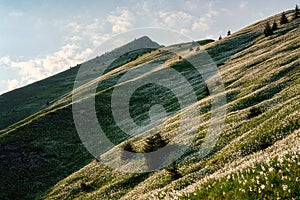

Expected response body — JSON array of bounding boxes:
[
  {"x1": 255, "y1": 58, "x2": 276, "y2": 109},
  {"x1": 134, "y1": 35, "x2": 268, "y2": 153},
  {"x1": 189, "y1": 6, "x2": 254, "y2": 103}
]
[
  {"x1": 0, "y1": 10, "x2": 299, "y2": 199},
  {"x1": 0, "y1": 35, "x2": 161, "y2": 131}
]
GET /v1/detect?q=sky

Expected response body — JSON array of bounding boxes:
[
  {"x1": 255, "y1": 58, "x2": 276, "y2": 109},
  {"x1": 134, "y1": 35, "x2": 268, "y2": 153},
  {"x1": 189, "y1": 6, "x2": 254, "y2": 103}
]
[{"x1": 0, "y1": 0, "x2": 298, "y2": 94}]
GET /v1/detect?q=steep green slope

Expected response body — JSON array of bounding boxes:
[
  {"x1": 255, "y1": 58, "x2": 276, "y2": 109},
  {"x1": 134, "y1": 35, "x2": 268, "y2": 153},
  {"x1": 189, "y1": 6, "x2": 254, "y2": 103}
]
[
  {"x1": 0, "y1": 66, "x2": 79, "y2": 130},
  {"x1": 41, "y1": 11, "x2": 299, "y2": 200},
  {"x1": 0, "y1": 38, "x2": 161, "y2": 199},
  {"x1": 0, "y1": 36, "x2": 161, "y2": 131},
  {"x1": 0, "y1": 11, "x2": 299, "y2": 200}
]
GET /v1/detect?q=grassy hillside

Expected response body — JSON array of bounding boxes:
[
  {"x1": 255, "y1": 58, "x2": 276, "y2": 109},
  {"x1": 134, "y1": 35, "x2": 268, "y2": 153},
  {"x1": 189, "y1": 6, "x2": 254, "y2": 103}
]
[
  {"x1": 0, "y1": 66, "x2": 79, "y2": 130},
  {"x1": 0, "y1": 37, "x2": 161, "y2": 199},
  {"x1": 0, "y1": 36, "x2": 161, "y2": 131},
  {"x1": 1, "y1": 11, "x2": 299, "y2": 200}
]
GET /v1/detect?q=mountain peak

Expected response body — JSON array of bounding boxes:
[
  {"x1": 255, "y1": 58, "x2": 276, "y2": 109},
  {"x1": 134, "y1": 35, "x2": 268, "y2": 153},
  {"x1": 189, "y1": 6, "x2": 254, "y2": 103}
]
[
  {"x1": 104, "y1": 35, "x2": 161, "y2": 58},
  {"x1": 131, "y1": 35, "x2": 161, "y2": 48},
  {"x1": 136, "y1": 35, "x2": 152, "y2": 42}
]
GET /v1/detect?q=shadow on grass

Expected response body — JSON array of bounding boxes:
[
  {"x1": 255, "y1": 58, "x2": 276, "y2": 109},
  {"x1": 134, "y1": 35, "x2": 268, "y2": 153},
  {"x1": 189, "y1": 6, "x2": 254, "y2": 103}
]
[
  {"x1": 0, "y1": 107, "x2": 93, "y2": 200},
  {"x1": 206, "y1": 31, "x2": 261, "y2": 66}
]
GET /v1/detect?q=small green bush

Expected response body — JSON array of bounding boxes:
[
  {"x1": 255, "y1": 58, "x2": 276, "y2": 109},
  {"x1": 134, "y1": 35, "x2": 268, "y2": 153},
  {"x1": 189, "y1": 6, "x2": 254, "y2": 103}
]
[
  {"x1": 143, "y1": 133, "x2": 168, "y2": 169},
  {"x1": 247, "y1": 107, "x2": 262, "y2": 119},
  {"x1": 80, "y1": 182, "x2": 94, "y2": 192},
  {"x1": 166, "y1": 162, "x2": 182, "y2": 181},
  {"x1": 120, "y1": 141, "x2": 135, "y2": 160},
  {"x1": 143, "y1": 133, "x2": 167, "y2": 153}
]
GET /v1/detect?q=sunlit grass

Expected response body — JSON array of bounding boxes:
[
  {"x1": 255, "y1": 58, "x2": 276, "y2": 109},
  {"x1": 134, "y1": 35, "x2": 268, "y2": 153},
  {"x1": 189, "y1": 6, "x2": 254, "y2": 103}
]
[{"x1": 0, "y1": 11, "x2": 299, "y2": 200}]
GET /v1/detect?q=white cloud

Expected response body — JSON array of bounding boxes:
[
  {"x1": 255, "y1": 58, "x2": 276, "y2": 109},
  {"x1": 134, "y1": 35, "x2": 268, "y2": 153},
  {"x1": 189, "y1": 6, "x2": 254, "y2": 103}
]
[
  {"x1": 221, "y1": 8, "x2": 234, "y2": 17},
  {"x1": 7, "y1": 79, "x2": 19, "y2": 91},
  {"x1": 239, "y1": 1, "x2": 248, "y2": 9},
  {"x1": 184, "y1": 1, "x2": 198, "y2": 11},
  {"x1": 11, "y1": 60, "x2": 46, "y2": 82},
  {"x1": 73, "y1": 48, "x2": 92, "y2": 60},
  {"x1": 207, "y1": 2, "x2": 219, "y2": 18},
  {"x1": 179, "y1": 28, "x2": 190, "y2": 35},
  {"x1": 138, "y1": 1, "x2": 151, "y2": 14},
  {"x1": 9, "y1": 11, "x2": 23, "y2": 17},
  {"x1": 0, "y1": 56, "x2": 12, "y2": 65},
  {"x1": 159, "y1": 11, "x2": 194, "y2": 28},
  {"x1": 192, "y1": 2, "x2": 218, "y2": 32},
  {"x1": 69, "y1": 35, "x2": 81, "y2": 42},
  {"x1": 107, "y1": 8, "x2": 133, "y2": 33},
  {"x1": 192, "y1": 18, "x2": 209, "y2": 31},
  {"x1": 55, "y1": 44, "x2": 78, "y2": 60},
  {"x1": 0, "y1": 43, "x2": 92, "y2": 93},
  {"x1": 204, "y1": 34, "x2": 214, "y2": 39},
  {"x1": 0, "y1": 1, "x2": 224, "y2": 94},
  {"x1": 65, "y1": 19, "x2": 105, "y2": 47},
  {"x1": 258, "y1": 12, "x2": 264, "y2": 18},
  {"x1": 0, "y1": 79, "x2": 20, "y2": 94},
  {"x1": 155, "y1": 9, "x2": 215, "y2": 33},
  {"x1": 67, "y1": 22, "x2": 81, "y2": 33},
  {"x1": 1, "y1": 12, "x2": 112, "y2": 94}
]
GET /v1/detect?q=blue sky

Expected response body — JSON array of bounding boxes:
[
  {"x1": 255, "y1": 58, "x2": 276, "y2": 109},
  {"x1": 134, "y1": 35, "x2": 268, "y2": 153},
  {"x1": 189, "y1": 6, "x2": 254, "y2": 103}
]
[{"x1": 0, "y1": 0, "x2": 298, "y2": 94}]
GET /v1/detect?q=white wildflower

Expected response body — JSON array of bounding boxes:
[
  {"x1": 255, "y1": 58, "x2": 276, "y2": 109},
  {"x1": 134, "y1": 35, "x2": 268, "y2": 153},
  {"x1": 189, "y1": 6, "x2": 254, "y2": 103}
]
[
  {"x1": 268, "y1": 167, "x2": 274, "y2": 172},
  {"x1": 282, "y1": 184, "x2": 288, "y2": 191}
]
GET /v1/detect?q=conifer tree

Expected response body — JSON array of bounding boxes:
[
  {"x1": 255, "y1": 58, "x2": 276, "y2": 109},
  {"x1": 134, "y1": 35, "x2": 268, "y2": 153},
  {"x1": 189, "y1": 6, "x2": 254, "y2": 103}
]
[
  {"x1": 143, "y1": 133, "x2": 167, "y2": 153},
  {"x1": 204, "y1": 84, "x2": 209, "y2": 96},
  {"x1": 271, "y1": 20, "x2": 278, "y2": 31},
  {"x1": 280, "y1": 12, "x2": 288, "y2": 24},
  {"x1": 120, "y1": 141, "x2": 135, "y2": 161},
  {"x1": 264, "y1": 22, "x2": 273, "y2": 36},
  {"x1": 295, "y1": 5, "x2": 299, "y2": 19},
  {"x1": 166, "y1": 162, "x2": 182, "y2": 181},
  {"x1": 143, "y1": 133, "x2": 168, "y2": 169},
  {"x1": 218, "y1": 35, "x2": 222, "y2": 40},
  {"x1": 227, "y1": 30, "x2": 231, "y2": 36}
]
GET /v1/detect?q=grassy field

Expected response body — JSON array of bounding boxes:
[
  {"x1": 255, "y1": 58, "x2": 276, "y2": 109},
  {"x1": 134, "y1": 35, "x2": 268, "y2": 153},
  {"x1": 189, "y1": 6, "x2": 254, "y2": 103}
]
[{"x1": 0, "y1": 11, "x2": 299, "y2": 199}]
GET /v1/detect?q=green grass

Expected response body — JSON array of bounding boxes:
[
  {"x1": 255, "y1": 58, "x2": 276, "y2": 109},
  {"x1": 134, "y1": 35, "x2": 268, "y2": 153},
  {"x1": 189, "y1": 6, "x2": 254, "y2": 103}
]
[
  {"x1": 197, "y1": 39, "x2": 214, "y2": 46},
  {"x1": 182, "y1": 131, "x2": 300, "y2": 200},
  {"x1": 0, "y1": 66, "x2": 79, "y2": 130},
  {"x1": 0, "y1": 11, "x2": 299, "y2": 200},
  {"x1": 0, "y1": 46, "x2": 160, "y2": 199}
]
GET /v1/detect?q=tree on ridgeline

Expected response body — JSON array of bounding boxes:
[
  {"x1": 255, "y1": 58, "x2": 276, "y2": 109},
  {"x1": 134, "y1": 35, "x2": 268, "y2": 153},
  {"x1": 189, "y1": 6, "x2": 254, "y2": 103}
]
[
  {"x1": 271, "y1": 20, "x2": 278, "y2": 31},
  {"x1": 227, "y1": 30, "x2": 231, "y2": 36},
  {"x1": 204, "y1": 84, "x2": 209, "y2": 96},
  {"x1": 294, "y1": 5, "x2": 299, "y2": 19},
  {"x1": 280, "y1": 12, "x2": 288, "y2": 24},
  {"x1": 264, "y1": 22, "x2": 273, "y2": 37},
  {"x1": 218, "y1": 35, "x2": 222, "y2": 40}
]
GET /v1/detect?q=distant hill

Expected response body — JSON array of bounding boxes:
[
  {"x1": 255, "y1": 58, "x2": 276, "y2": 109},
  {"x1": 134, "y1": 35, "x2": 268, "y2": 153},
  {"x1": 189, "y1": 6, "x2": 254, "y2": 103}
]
[
  {"x1": 0, "y1": 10, "x2": 299, "y2": 200},
  {"x1": 0, "y1": 36, "x2": 161, "y2": 131},
  {"x1": 197, "y1": 39, "x2": 214, "y2": 46}
]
